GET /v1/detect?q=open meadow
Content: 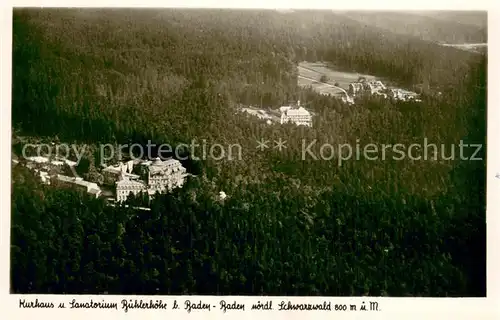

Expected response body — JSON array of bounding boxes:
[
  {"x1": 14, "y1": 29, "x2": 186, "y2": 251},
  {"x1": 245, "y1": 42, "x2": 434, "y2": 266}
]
[{"x1": 298, "y1": 61, "x2": 378, "y2": 90}]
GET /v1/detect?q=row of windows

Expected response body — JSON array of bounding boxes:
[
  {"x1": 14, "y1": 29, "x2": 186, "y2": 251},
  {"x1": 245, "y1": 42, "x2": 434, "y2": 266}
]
[
  {"x1": 284, "y1": 116, "x2": 311, "y2": 120},
  {"x1": 150, "y1": 169, "x2": 184, "y2": 173},
  {"x1": 152, "y1": 183, "x2": 182, "y2": 189},
  {"x1": 150, "y1": 175, "x2": 184, "y2": 178},
  {"x1": 148, "y1": 172, "x2": 186, "y2": 179},
  {"x1": 283, "y1": 120, "x2": 312, "y2": 125},
  {"x1": 117, "y1": 185, "x2": 144, "y2": 191},
  {"x1": 117, "y1": 189, "x2": 143, "y2": 195},
  {"x1": 150, "y1": 179, "x2": 184, "y2": 184},
  {"x1": 117, "y1": 189, "x2": 143, "y2": 202},
  {"x1": 117, "y1": 185, "x2": 183, "y2": 201},
  {"x1": 151, "y1": 180, "x2": 184, "y2": 184}
]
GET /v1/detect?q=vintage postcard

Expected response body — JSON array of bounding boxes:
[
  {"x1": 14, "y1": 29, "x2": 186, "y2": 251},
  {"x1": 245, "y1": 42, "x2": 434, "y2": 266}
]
[{"x1": 2, "y1": 0, "x2": 497, "y2": 319}]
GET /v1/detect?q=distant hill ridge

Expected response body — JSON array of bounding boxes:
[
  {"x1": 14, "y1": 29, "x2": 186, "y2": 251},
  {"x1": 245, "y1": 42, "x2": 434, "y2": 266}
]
[{"x1": 339, "y1": 11, "x2": 487, "y2": 44}]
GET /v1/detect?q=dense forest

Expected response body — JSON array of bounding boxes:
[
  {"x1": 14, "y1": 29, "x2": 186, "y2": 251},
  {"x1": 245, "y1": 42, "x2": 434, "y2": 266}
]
[
  {"x1": 11, "y1": 9, "x2": 486, "y2": 296},
  {"x1": 341, "y1": 11, "x2": 487, "y2": 44}
]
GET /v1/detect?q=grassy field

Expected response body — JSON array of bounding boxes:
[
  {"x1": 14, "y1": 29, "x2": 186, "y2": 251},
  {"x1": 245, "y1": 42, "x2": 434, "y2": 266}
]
[
  {"x1": 298, "y1": 61, "x2": 378, "y2": 93},
  {"x1": 440, "y1": 43, "x2": 487, "y2": 54}
]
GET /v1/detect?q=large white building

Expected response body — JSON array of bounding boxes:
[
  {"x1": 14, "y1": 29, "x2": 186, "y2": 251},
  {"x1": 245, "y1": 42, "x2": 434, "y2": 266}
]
[
  {"x1": 145, "y1": 157, "x2": 187, "y2": 192},
  {"x1": 348, "y1": 82, "x2": 364, "y2": 96},
  {"x1": 115, "y1": 172, "x2": 147, "y2": 202},
  {"x1": 56, "y1": 175, "x2": 102, "y2": 198},
  {"x1": 363, "y1": 81, "x2": 386, "y2": 95},
  {"x1": 279, "y1": 102, "x2": 312, "y2": 127},
  {"x1": 349, "y1": 80, "x2": 386, "y2": 96},
  {"x1": 103, "y1": 163, "x2": 140, "y2": 185},
  {"x1": 113, "y1": 157, "x2": 188, "y2": 202},
  {"x1": 388, "y1": 88, "x2": 421, "y2": 102}
]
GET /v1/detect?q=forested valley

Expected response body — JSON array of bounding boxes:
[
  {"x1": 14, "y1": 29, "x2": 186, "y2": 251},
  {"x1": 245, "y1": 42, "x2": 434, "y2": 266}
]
[{"x1": 11, "y1": 9, "x2": 486, "y2": 296}]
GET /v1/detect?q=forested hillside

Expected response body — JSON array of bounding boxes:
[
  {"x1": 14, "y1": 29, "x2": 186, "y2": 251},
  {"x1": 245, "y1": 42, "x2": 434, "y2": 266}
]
[
  {"x1": 11, "y1": 9, "x2": 486, "y2": 296},
  {"x1": 340, "y1": 11, "x2": 487, "y2": 44},
  {"x1": 413, "y1": 11, "x2": 487, "y2": 29}
]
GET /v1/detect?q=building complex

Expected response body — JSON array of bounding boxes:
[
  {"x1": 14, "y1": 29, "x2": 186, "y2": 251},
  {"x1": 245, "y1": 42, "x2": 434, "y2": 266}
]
[
  {"x1": 20, "y1": 154, "x2": 188, "y2": 204},
  {"x1": 115, "y1": 157, "x2": 187, "y2": 202},
  {"x1": 348, "y1": 78, "x2": 421, "y2": 102},
  {"x1": 279, "y1": 101, "x2": 313, "y2": 127}
]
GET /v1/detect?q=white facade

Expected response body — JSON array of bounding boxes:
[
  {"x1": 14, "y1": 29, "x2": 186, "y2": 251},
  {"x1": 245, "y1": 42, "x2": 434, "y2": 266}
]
[
  {"x1": 103, "y1": 165, "x2": 139, "y2": 178},
  {"x1": 27, "y1": 156, "x2": 50, "y2": 164},
  {"x1": 348, "y1": 83, "x2": 364, "y2": 95},
  {"x1": 341, "y1": 95, "x2": 355, "y2": 105},
  {"x1": 51, "y1": 160, "x2": 65, "y2": 166},
  {"x1": 349, "y1": 80, "x2": 386, "y2": 96},
  {"x1": 113, "y1": 158, "x2": 187, "y2": 202},
  {"x1": 63, "y1": 158, "x2": 78, "y2": 167},
  {"x1": 389, "y1": 88, "x2": 421, "y2": 102},
  {"x1": 39, "y1": 171, "x2": 50, "y2": 185},
  {"x1": 126, "y1": 160, "x2": 134, "y2": 173},
  {"x1": 116, "y1": 173, "x2": 146, "y2": 202},
  {"x1": 103, "y1": 163, "x2": 140, "y2": 186},
  {"x1": 219, "y1": 191, "x2": 227, "y2": 200},
  {"x1": 280, "y1": 106, "x2": 312, "y2": 127},
  {"x1": 147, "y1": 157, "x2": 187, "y2": 192},
  {"x1": 363, "y1": 81, "x2": 386, "y2": 94}
]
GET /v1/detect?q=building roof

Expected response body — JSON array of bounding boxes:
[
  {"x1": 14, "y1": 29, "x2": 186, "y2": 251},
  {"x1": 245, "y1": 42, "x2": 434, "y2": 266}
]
[
  {"x1": 150, "y1": 166, "x2": 185, "y2": 175},
  {"x1": 88, "y1": 188, "x2": 101, "y2": 195},
  {"x1": 150, "y1": 157, "x2": 180, "y2": 166},
  {"x1": 285, "y1": 107, "x2": 311, "y2": 117},
  {"x1": 51, "y1": 160, "x2": 65, "y2": 166},
  {"x1": 56, "y1": 174, "x2": 76, "y2": 183},
  {"x1": 391, "y1": 88, "x2": 418, "y2": 96},
  {"x1": 27, "y1": 156, "x2": 50, "y2": 164},
  {"x1": 151, "y1": 157, "x2": 163, "y2": 166},
  {"x1": 148, "y1": 157, "x2": 185, "y2": 174},
  {"x1": 104, "y1": 165, "x2": 139, "y2": 178},
  {"x1": 103, "y1": 165, "x2": 121, "y2": 173},
  {"x1": 116, "y1": 173, "x2": 146, "y2": 188},
  {"x1": 117, "y1": 180, "x2": 145, "y2": 188},
  {"x1": 56, "y1": 175, "x2": 101, "y2": 193},
  {"x1": 126, "y1": 172, "x2": 140, "y2": 179},
  {"x1": 77, "y1": 180, "x2": 99, "y2": 189},
  {"x1": 64, "y1": 159, "x2": 78, "y2": 167},
  {"x1": 280, "y1": 106, "x2": 292, "y2": 113},
  {"x1": 164, "y1": 158, "x2": 181, "y2": 166}
]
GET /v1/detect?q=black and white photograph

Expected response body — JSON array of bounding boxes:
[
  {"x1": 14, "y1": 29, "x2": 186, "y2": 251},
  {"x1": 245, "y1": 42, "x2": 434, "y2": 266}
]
[{"x1": 9, "y1": 5, "x2": 488, "y2": 300}]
